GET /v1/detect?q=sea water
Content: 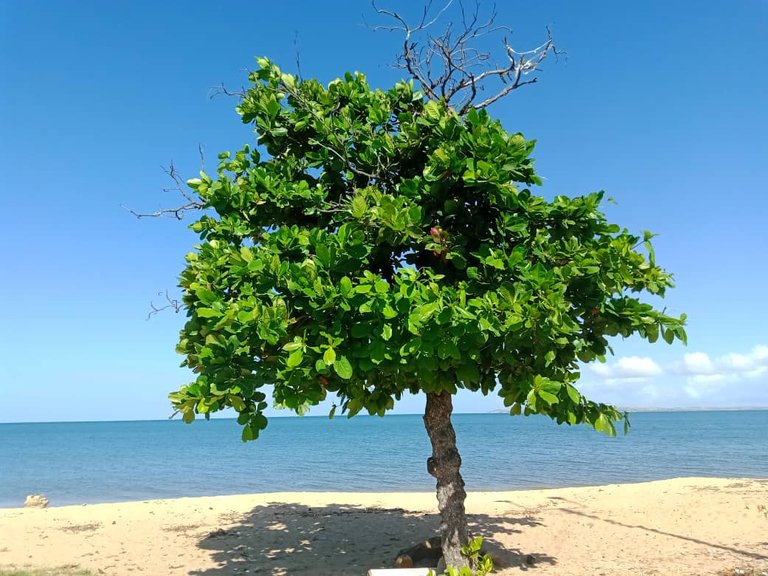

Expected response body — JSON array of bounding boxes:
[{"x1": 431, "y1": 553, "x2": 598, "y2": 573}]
[{"x1": 1, "y1": 411, "x2": 766, "y2": 507}]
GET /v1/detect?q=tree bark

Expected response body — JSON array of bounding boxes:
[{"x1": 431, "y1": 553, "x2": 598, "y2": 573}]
[{"x1": 424, "y1": 391, "x2": 470, "y2": 570}]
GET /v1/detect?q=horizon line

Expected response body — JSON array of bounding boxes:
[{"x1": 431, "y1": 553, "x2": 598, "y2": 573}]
[{"x1": 2, "y1": 406, "x2": 767, "y2": 425}]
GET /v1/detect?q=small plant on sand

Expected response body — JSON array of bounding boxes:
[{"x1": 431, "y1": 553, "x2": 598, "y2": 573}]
[
  {"x1": 446, "y1": 537, "x2": 494, "y2": 576},
  {"x1": 425, "y1": 536, "x2": 493, "y2": 575}
]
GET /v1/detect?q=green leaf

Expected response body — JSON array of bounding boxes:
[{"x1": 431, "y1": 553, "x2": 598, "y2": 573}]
[
  {"x1": 423, "y1": 100, "x2": 442, "y2": 120},
  {"x1": 448, "y1": 253, "x2": 467, "y2": 269},
  {"x1": 350, "y1": 195, "x2": 367, "y2": 218},
  {"x1": 565, "y1": 384, "x2": 580, "y2": 404},
  {"x1": 381, "y1": 324, "x2": 393, "y2": 341},
  {"x1": 594, "y1": 414, "x2": 616, "y2": 436},
  {"x1": 240, "y1": 246, "x2": 253, "y2": 262},
  {"x1": 486, "y1": 256, "x2": 505, "y2": 269},
  {"x1": 334, "y1": 355, "x2": 353, "y2": 379},
  {"x1": 286, "y1": 349, "x2": 304, "y2": 368},
  {"x1": 253, "y1": 413, "x2": 268, "y2": 430},
  {"x1": 351, "y1": 322, "x2": 371, "y2": 338},
  {"x1": 323, "y1": 347, "x2": 337, "y2": 365},
  {"x1": 410, "y1": 302, "x2": 439, "y2": 324},
  {"x1": 537, "y1": 390, "x2": 559, "y2": 405},
  {"x1": 437, "y1": 340, "x2": 460, "y2": 360},
  {"x1": 241, "y1": 425, "x2": 255, "y2": 441},
  {"x1": 196, "y1": 307, "x2": 221, "y2": 319},
  {"x1": 229, "y1": 395, "x2": 246, "y2": 411},
  {"x1": 339, "y1": 276, "x2": 353, "y2": 297},
  {"x1": 194, "y1": 287, "x2": 217, "y2": 305},
  {"x1": 456, "y1": 363, "x2": 479, "y2": 384},
  {"x1": 382, "y1": 305, "x2": 398, "y2": 319}
]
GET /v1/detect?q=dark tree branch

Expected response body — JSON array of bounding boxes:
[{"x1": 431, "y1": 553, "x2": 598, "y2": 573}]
[
  {"x1": 125, "y1": 161, "x2": 205, "y2": 220},
  {"x1": 371, "y1": 0, "x2": 560, "y2": 113},
  {"x1": 198, "y1": 143, "x2": 206, "y2": 172},
  {"x1": 147, "y1": 290, "x2": 182, "y2": 320},
  {"x1": 209, "y1": 83, "x2": 247, "y2": 100},
  {"x1": 293, "y1": 30, "x2": 304, "y2": 81},
  {"x1": 126, "y1": 201, "x2": 204, "y2": 220}
]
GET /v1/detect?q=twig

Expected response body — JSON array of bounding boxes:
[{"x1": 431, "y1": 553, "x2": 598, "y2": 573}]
[
  {"x1": 147, "y1": 290, "x2": 182, "y2": 320},
  {"x1": 293, "y1": 30, "x2": 304, "y2": 81},
  {"x1": 125, "y1": 161, "x2": 205, "y2": 219},
  {"x1": 209, "y1": 83, "x2": 247, "y2": 100},
  {"x1": 371, "y1": 0, "x2": 559, "y2": 112}
]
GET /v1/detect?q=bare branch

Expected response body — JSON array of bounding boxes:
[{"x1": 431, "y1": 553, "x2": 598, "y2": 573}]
[
  {"x1": 126, "y1": 201, "x2": 204, "y2": 220},
  {"x1": 147, "y1": 290, "x2": 182, "y2": 320},
  {"x1": 125, "y1": 160, "x2": 205, "y2": 220},
  {"x1": 371, "y1": 0, "x2": 559, "y2": 112},
  {"x1": 293, "y1": 30, "x2": 304, "y2": 81},
  {"x1": 208, "y1": 83, "x2": 247, "y2": 100}
]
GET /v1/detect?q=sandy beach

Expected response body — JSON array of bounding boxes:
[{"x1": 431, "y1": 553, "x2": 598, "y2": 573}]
[{"x1": 0, "y1": 477, "x2": 766, "y2": 576}]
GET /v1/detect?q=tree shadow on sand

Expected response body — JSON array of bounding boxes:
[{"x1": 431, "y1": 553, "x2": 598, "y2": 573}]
[{"x1": 190, "y1": 502, "x2": 556, "y2": 575}]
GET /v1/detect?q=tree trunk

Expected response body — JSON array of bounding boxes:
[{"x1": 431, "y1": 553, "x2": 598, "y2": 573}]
[{"x1": 424, "y1": 391, "x2": 470, "y2": 570}]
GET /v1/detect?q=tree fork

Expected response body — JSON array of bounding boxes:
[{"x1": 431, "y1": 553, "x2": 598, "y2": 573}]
[{"x1": 424, "y1": 390, "x2": 471, "y2": 569}]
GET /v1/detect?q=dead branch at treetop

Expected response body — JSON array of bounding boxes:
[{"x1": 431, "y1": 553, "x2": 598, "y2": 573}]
[{"x1": 371, "y1": 0, "x2": 559, "y2": 113}]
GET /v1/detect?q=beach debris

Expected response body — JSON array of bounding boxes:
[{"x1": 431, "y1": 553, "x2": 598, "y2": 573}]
[
  {"x1": 394, "y1": 536, "x2": 442, "y2": 568},
  {"x1": 206, "y1": 528, "x2": 228, "y2": 538},
  {"x1": 24, "y1": 494, "x2": 49, "y2": 508}
]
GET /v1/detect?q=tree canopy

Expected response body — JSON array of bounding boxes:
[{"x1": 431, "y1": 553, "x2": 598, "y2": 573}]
[{"x1": 170, "y1": 58, "x2": 685, "y2": 440}]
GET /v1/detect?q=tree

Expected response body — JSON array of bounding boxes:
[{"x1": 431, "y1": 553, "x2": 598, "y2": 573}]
[{"x1": 167, "y1": 20, "x2": 686, "y2": 570}]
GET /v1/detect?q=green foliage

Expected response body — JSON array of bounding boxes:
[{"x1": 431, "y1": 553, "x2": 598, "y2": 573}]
[
  {"x1": 170, "y1": 58, "x2": 686, "y2": 439},
  {"x1": 450, "y1": 536, "x2": 493, "y2": 576},
  {"x1": 427, "y1": 536, "x2": 494, "y2": 576}
]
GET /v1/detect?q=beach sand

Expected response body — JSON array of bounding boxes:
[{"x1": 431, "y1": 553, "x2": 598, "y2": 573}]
[{"x1": 0, "y1": 477, "x2": 766, "y2": 576}]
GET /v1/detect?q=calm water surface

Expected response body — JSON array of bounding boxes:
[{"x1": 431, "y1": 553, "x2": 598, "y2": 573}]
[{"x1": 1, "y1": 411, "x2": 766, "y2": 507}]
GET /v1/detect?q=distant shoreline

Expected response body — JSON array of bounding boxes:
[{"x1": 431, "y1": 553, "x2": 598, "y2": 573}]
[{"x1": 3, "y1": 406, "x2": 768, "y2": 425}]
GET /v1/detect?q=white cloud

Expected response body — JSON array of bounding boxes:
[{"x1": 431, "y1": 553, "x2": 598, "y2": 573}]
[
  {"x1": 753, "y1": 345, "x2": 768, "y2": 361},
  {"x1": 745, "y1": 366, "x2": 768, "y2": 379},
  {"x1": 688, "y1": 374, "x2": 727, "y2": 385},
  {"x1": 579, "y1": 345, "x2": 768, "y2": 408},
  {"x1": 674, "y1": 344, "x2": 768, "y2": 400},
  {"x1": 683, "y1": 374, "x2": 728, "y2": 399},
  {"x1": 682, "y1": 352, "x2": 715, "y2": 374},
  {"x1": 639, "y1": 384, "x2": 661, "y2": 402},
  {"x1": 591, "y1": 356, "x2": 663, "y2": 380},
  {"x1": 723, "y1": 353, "x2": 752, "y2": 370},
  {"x1": 678, "y1": 345, "x2": 768, "y2": 381},
  {"x1": 580, "y1": 344, "x2": 768, "y2": 407}
]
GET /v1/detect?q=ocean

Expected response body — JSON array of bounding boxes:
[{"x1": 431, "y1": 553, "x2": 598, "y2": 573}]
[{"x1": 1, "y1": 411, "x2": 766, "y2": 508}]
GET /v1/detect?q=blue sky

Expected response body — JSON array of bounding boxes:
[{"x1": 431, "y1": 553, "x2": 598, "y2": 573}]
[{"x1": 1, "y1": 1, "x2": 766, "y2": 423}]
